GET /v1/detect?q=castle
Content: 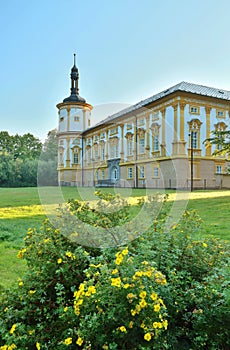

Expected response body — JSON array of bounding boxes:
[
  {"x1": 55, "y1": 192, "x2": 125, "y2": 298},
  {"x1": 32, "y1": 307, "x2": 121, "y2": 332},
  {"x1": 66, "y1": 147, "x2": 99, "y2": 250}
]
[{"x1": 56, "y1": 56, "x2": 229, "y2": 189}]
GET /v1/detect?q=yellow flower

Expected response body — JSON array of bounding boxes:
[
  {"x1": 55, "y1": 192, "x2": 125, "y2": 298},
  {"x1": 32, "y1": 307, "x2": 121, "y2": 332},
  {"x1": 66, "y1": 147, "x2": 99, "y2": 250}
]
[
  {"x1": 121, "y1": 247, "x2": 128, "y2": 256},
  {"x1": 139, "y1": 291, "x2": 147, "y2": 299},
  {"x1": 127, "y1": 293, "x2": 135, "y2": 300},
  {"x1": 150, "y1": 292, "x2": 158, "y2": 300},
  {"x1": 89, "y1": 263, "x2": 101, "y2": 268},
  {"x1": 143, "y1": 270, "x2": 152, "y2": 278},
  {"x1": 43, "y1": 238, "x2": 50, "y2": 244},
  {"x1": 129, "y1": 321, "x2": 134, "y2": 328},
  {"x1": 154, "y1": 304, "x2": 160, "y2": 312},
  {"x1": 64, "y1": 337, "x2": 72, "y2": 345},
  {"x1": 131, "y1": 309, "x2": 136, "y2": 316},
  {"x1": 8, "y1": 345, "x2": 17, "y2": 350},
  {"x1": 123, "y1": 283, "x2": 130, "y2": 289},
  {"x1": 115, "y1": 255, "x2": 123, "y2": 265},
  {"x1": 111, "y1": 277, "x2": 121, "y2": 288},
  {"x1": 76, "y1": 337, "x2": 83, "y2": 346},
  {"x1": 144, "y1": 332, "x2": 152, "y2": 341},
  {"x1": 36, "y1": 342, "x2": 41, "y2": 350},
  {"x1": 141, "y1": 261, "x2": 149, "y2": 265},
  {"x1": 65, "y1": 251, "x2": 76, "y2": 260},
  {"x1": 29, "y1": 290, "x2": 36, "y2": 295},
  {"x1": 85, "y1": 285, "x2": 97, "y2": 296},
  {"x1": 17, "y1": 248, "x2": 26, "y2": 259},
  {"x1": 119, "y1": 326, "x2": 127, "y2": 332},
  {"x1": 163, "y1": 319, "x2": 168, "y2": 330},
  {"x1": 203, "y1": 242, "x2": 208, "y2": 248},
  {"x1": 0, "y1": 346, "x2": 7, "y2": 350},
  {"x1": 57, "y1": 258, "x2": 62, "y2": 264},
  {"x1": 111, "y1": 269, "x2": 118, "y2": 274},
  {"x1": 139, "y1": 299, "x2": 147, "y2": 308},
  {"x1": 64, "y1": 307, "x2": 68, "y2": 312},
  {"x1": 140, "y1": 322, "x2": 145, "y2": 328},
  {"x1": 153, "y1": 322, "x2": 158, "y2": 328},
  {"x1": 9, "y1": 324, "x2": 17, "y2": 334}
]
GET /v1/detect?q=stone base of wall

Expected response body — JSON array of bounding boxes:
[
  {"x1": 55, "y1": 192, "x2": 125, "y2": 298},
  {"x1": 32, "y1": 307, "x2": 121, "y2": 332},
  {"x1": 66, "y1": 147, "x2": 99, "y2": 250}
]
[{"x1": 58, "y1": 158, "x2": 229, "y2": 189}]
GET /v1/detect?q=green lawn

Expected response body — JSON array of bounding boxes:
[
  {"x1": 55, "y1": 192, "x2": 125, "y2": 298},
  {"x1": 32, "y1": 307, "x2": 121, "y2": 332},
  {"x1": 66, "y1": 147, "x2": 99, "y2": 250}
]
[{"x1": 0, "y1": 187, "x2": 229, "y2": 288}]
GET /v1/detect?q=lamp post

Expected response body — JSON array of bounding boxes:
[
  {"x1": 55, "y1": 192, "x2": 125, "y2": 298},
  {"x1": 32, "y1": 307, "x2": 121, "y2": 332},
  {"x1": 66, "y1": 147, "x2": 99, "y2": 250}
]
[{"x1": 189, "y1": 132, "x2": 194, "y2": 192}]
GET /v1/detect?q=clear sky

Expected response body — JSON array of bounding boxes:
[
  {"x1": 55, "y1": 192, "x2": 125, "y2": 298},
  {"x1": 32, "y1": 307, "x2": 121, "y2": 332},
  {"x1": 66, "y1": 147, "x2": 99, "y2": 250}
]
[{"x1": 1, "y1": 0, "x2": 230, "y2": 141}]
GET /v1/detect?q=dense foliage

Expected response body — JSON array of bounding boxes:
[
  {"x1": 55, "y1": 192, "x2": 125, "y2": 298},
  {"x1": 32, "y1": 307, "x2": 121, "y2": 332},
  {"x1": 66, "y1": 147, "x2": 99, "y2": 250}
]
[
  {"x1": 205, "y1": 130, "x2": 230, "y2": 165},
  {"x1": 0, "y1": 130, "x2": 58, "y2": 187},
  {"x1": 0, "y1": 192, "x2": 229, "y2": 349}
]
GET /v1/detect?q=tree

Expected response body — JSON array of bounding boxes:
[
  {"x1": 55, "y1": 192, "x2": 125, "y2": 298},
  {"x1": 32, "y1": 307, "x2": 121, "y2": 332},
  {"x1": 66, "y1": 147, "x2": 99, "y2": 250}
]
[
  {"x1": 205, "y1": 130, "x2": 230, "y2": 156},
  {"x1": 38, "y1": 129, "x2": 58, "y2": 186},
  {"x1": 40, "y1": 129, "x2": 58, "y2": 161},
  {"x1": 0, "y1": 131, "x2": 42, "y2": 160}
]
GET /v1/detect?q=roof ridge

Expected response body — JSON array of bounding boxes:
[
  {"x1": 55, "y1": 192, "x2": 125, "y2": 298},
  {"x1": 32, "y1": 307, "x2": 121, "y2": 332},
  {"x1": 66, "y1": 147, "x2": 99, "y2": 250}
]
[{"x1": 86, "y1": 81, "x2": 230, "y2": 132}]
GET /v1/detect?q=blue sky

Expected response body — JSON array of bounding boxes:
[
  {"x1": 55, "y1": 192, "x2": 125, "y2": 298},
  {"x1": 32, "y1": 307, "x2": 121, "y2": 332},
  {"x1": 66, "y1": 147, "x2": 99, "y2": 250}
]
[{"x1": 1, "y1": 0, "x2": 230, "y2": 141}]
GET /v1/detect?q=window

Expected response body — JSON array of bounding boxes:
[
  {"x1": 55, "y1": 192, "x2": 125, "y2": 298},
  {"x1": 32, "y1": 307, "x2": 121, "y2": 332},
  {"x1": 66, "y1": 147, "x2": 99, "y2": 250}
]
[
  {"x1": 153, "y1": 167, "x2": 159, "y2": 177},
  {"x1": 139, "y1": 138, "x2": 145, "y2": 154},
  {"x1": 110, "y1": 127, "x2": 118, "y2": 135},
  {"x1": 153, "y1": 112, "x2": 159, "y2": 119},
  {"x1": 86, "y1": 138, "x2": 92, "y2": 146},
  {"x1": 190, "y1": 106, "x2": 199, "y2": 114},
  {"x1": 139, "y1": 166, "x2": 145, "y2": 179},
  {"x1": 127, "y1": 140, "x2": 133, "y2": 156},
  {"x1": 60, "y1": 117, "x2": 64, "y2": 122},
  {"x1": 110, "y1": 145, "x2": 119, "y2": 159},
  {"x1": 112, "y1": 167, "x2": 119, "y2": 180},
  {"x1": 96, "y1": 170, "x2": 99, "y2": 181},
  {"x1": 191, "y1": 131, "x2": 198, "y2": 149},
  {"x1": 101, "y1": 147, "x2": 105, "y2": 161},
  {"x1": 216, "y1": 165, "x2": 222, "y2": 174},
  {"x1": 88, "y1": 119, "x2": 91, "y2": 127},
  {"x1": 188, "y1": 119, "x2": 202, "y2": 151},
  {"x1": 73, "y1": 152, "x2": 79, "y2": 164},
  {"x1": 94, "y1": 149, "x2": 98, "y2": 162},
  {"x1": 217, "y1": 110, "x2": 225, "y2": 118},
  {"x1": 59, "y1": 152, "x2": 63, "y2": 164},
  {"x1": 74, "y1": 116, "x2": 80, "y2": 122},
  {"x1": 100, "y1": 132, "x2": 105, "y2": 139},
  {"x1": 127, "y1": 167, "x2": 133, "y2": 179},
  {"x1": 101, "y1": 170, "x2": 105, "y2": 180},
  {"x1": 153, "y1": 136, "x2": 159, "y2": 151},
  {"x1": 127, "y1": 123, "x2": 132, "y2": 130},
  {"x1": 59, "y1": 139, "x2": 64, "y2": 145},
  {"x1": 138, "y1": 118, "x2": 145, "y2": 126},
  {"x1": 86, "y1": 149, "x2": 91, "y2": 163}
]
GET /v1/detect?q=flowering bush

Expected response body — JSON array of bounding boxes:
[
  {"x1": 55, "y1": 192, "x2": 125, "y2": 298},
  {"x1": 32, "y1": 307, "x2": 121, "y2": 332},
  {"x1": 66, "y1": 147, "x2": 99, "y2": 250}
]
[{"x1": 0, "y1": 191, "x2": 229, "y2": 349}]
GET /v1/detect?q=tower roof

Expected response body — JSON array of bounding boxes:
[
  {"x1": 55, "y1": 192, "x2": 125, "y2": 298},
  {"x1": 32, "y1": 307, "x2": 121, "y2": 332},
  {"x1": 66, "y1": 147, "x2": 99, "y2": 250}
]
[{"x1": 63, "y1": 54, "x2": 86, "y2": 103}]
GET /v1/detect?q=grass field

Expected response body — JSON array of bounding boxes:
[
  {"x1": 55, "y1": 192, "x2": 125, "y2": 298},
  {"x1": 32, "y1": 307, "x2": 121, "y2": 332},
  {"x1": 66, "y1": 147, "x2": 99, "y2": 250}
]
[{"x1": 0, "y1": 186, "x2": 229, "y2": 288}]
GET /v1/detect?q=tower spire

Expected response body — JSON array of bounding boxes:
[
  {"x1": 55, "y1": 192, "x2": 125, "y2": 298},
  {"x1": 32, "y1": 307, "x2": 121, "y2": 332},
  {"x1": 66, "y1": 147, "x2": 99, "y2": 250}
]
[
  {"x1": 62, "y1": 54, "x2": 86, "y2": 103},
  {"x1": 74, "y1": 53, "x2": 76, "y2": 66},
  {"x1": 70, "y1": 53, "x2": 79, "y2": 95}
]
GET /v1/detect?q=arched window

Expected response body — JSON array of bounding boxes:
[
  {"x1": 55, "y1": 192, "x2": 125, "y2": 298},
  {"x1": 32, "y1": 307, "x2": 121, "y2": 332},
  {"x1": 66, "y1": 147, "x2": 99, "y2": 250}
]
[
  {"x1": 188, "y1": 119, "x2": 202, "y2": 149},
  {"x1": 112, "y1": 166, "x2": 119, "y2": 181}
]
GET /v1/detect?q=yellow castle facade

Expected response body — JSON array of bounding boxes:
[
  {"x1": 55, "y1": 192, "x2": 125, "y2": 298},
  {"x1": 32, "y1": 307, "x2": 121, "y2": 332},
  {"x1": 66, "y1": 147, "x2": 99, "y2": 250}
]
[{"x1": 57, "y1": 57, "x2": 229, "y2": 189}]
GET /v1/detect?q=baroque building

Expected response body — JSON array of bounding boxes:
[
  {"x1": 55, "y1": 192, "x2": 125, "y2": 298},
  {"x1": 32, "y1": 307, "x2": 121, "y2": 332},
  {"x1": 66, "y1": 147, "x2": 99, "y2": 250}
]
[{"x1": 57, "y1": 57, "x2": 230, "y2": 189}]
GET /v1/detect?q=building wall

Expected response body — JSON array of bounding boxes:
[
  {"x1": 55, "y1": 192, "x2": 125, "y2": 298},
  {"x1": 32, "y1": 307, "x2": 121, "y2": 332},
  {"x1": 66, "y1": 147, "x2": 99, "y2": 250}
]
[{"x1": 57, "y1": 92, "x2": 230, "y2": 189}]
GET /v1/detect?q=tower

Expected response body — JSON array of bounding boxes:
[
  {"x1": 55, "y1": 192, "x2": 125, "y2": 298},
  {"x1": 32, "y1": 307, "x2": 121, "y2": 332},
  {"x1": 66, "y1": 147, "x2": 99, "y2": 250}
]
[{"x1": 56, "y1": 55, "x2": 93, "y2": 185}]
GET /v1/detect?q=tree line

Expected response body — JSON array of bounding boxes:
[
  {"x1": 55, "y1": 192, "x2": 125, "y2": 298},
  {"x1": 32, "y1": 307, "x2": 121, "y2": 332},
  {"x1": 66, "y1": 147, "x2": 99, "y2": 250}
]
[{"x1": 0, "y1": 130, "x2": 58, "y2": 187}]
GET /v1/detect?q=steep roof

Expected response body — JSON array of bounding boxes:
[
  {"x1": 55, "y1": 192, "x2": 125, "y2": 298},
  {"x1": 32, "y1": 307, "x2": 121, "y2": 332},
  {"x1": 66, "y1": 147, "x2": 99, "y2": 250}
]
[{"x1": 86, "y1": 81, "x2": 230, "y2": 131}]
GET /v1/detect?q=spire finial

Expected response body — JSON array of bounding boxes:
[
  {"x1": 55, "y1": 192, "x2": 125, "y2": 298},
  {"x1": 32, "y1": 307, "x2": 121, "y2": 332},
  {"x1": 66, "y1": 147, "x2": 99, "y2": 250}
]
[{"x1": 74, "y1": 53, "x2": 76, "y2": 66}]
